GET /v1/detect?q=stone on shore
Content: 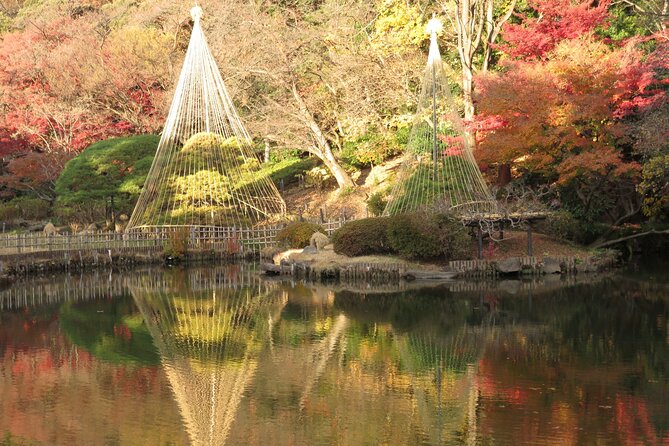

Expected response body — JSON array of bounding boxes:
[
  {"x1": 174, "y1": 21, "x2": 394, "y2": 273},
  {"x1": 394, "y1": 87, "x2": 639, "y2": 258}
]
[
  {"x1": 496, "y1": 257, "x2": 521, "y2": 274},
  {"x1": 310, "y1": 232, "x2": 329, "y2": 250},
  {"x1": 302, "y1": 246, "x2": 318, "y2": 254},
  {"x1": 43, "y1": 222, "x2": 57, "y2": 236},
  {"x1": 541, "y1": 257, "x2": 562, "y2": 274}
]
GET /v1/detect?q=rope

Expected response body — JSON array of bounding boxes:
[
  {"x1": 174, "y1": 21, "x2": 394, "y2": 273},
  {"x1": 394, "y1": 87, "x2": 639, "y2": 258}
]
[
  {"x1": 383, "y1": 18, "x2": 497, "y2": 221},
  {"x1": 127, "y1": 6, "x2": 285, "y2": 231}
]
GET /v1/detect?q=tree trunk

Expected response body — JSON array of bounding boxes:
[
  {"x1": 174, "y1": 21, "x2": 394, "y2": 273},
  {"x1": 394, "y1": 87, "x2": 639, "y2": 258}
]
[
  {"x1": 462, "y1": 66, "x2": 477, "y2": 151},
  {"x1": 291, "y1": 82, "x2": 354, "y2": 190},
  {"x1": 315, "y1": 146, "x2": 355, "y2": 190},
  {"x1": 462, "y1": 65, "x2": 475, "y2": 121},
  {"x1": 264, "y1": 139, "x2": 271, "y2": 163},
  {"x1": 453, "y1": 0, "x2": 517, "y2": 151},
  {"x1": 497, "y1": 163, "x2": 512, "y2": 186},
  {"x1": 591, "y1": 229, "x2": 669, "y2": 249}
]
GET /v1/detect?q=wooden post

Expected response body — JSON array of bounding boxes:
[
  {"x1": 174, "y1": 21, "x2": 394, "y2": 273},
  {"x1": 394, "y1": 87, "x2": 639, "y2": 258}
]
[
  {"x1": 527, "y1": 224, "x2": 533, "y2": 257},
  {"x1": 477, "y1": 227, "x2": 483, "y2": 260}
]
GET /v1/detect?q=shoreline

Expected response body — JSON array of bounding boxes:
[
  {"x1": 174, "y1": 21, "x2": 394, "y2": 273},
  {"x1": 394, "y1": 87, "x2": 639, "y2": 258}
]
[
  {"x1": 0, "y1": 244, "x2": 618, "y2": 288},
  {"x1": 261, "y1": 246, "x2": 619, "y2": 282},
  {"x1": 0, "y1": 249, "x2": 255, "y2": 287}
]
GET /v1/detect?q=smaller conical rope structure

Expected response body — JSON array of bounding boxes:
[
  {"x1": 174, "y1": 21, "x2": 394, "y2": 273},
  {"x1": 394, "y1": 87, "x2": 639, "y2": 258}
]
[
  {"x1": 383, "y1": 17, "x2": 496, "y2": 219},
  {"x1": 127, "y1": 6, "x2": 285, "y2": 231}
]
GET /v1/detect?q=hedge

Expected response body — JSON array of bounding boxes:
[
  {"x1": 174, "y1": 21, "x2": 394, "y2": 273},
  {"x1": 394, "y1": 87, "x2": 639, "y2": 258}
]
[
  {"x1": 331, "y1": 217, "x2": 392, "y2": 257},
  {"x1": 332, "y1": 213, "x2": 471, "y2": 261},
  {"x1": 276, "y1": 221, "x2": 325, "y2": 249}
]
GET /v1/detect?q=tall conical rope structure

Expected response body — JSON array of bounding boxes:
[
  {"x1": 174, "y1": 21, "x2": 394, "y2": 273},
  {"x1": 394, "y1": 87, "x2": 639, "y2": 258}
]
[
  {"x1": 383, "y1": 17, "x2": 497, "y2": 219},
  {"x1": 127, "y1": 6, "x2": 285, "y2": 231}
]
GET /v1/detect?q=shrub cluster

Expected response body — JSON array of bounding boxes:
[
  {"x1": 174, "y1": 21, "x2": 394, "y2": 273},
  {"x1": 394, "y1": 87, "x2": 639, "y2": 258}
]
[
  {"x1": 55, "y1": 135, "x2": 159, "y2": 224},
  {"x1": 276, "y1": 221, "x2": 325, "y2": 249},
  {"x1": 330, "y1": 217, "x2": 392, "y2": 257},
  {"x1": 340, "y1": 127, "x2": 408, "y2": 168},
  {"x1": 366, "y1": 191, "x2": 387, "y2": 217},
  {"x1": 543, "y1": 210, "x2": 608, "y2": 245},
  {"x1": 13, "y1": 197, "x2": 51, "y2": 220},
  {"x1": 386, "y1": 213, "x2": 442, "y2": 260},
  {"x1": 0, "y1": 196, "x2": 51, "y2": 222},
  {"x1": 0, "y1": 202, "x2": 19, "y2": 222},
  {"x1": 332, "y1": 213, "x2": 471, "y2": 261}
]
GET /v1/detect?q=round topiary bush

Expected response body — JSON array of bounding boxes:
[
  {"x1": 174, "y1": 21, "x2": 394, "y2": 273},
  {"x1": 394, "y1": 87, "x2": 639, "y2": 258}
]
[
  {"x1": 431, "y1": 213, "x2": 472, "y2": 261},
  {"x1": 332, "y1": 213, "x2": 471, "y2": 261},
  {"x1": 276, "y1": 221, "x2": 325, "y2": 249},
  {"x1": 386, "y1": 213, "x2": 442, "y2": 260},
  {"x1": 331, "y1": 217, "x2": 392, "y2": 257}
]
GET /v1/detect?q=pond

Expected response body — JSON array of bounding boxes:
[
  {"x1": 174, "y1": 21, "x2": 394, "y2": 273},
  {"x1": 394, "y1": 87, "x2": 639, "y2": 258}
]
[{"x1": 0, "y1": 263, "x2": 667, "y2": 445}]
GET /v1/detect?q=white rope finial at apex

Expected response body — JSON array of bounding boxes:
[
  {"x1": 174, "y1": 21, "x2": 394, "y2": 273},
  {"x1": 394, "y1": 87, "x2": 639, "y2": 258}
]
[
  {"x1": 191, "y1": 5, "x2": 203, "y2": 21},
  {"x1": 426, "y1": 15, "x2": 443, "y2": 36},
  {"x1": 426, "y1": 16, "x2": 443, "y2": 65}
]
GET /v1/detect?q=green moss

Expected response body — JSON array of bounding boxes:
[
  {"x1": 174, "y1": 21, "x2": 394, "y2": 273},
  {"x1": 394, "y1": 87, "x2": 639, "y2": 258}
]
[{"x1": 54, "y1": 135, "x2": 159, "y2": 222}]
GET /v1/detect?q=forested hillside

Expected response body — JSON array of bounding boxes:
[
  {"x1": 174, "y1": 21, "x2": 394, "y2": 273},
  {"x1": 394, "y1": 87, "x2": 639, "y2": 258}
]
[{"x1": 0, "y1": 0, "x2": 666, "y2": 246}]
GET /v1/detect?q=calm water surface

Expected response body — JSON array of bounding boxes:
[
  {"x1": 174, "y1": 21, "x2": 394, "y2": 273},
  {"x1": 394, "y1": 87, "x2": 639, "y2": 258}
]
[{"x1": 0, "y1": 263, "x2": 667, "y2": 445}]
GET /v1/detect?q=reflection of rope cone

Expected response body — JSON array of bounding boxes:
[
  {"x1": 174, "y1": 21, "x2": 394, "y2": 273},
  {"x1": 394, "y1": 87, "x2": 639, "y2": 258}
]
[
  {"x1": 130, "y1": 270, "x2": 286, "y2": 446},
  {"x1": 299, "y1": 313, "x2": 349, "y2": 412},
  {"x1": 395, "y1": 326, "x2": 485, "y2": 444}
]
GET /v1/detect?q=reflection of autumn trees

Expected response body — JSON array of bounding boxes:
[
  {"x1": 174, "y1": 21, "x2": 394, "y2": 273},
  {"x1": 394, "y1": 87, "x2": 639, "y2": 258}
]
[
  {"x1": 461, "y1": 280, "x2": 669, "y2": 444},
  {"x1": 2, "y1": 267, "x2": 668, "y2": 445},
  {"x1": 226, "y1": 284, "x2": 484, "y2": 445},
  {"x1": 0, "y1": 310, "x2": 186, "y2": 446}
]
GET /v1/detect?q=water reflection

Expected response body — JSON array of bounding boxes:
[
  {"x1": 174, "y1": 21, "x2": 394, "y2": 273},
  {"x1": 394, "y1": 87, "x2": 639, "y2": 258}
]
[
  {"x1": 0, "y1": 271, "x2": 186, "y2": 445},
  {"x1": 0, "y1": 266, "x2": 667, "y2": 445},
  {"x1": 129, "y1": 266, "x2": 285, "y2": 446}
]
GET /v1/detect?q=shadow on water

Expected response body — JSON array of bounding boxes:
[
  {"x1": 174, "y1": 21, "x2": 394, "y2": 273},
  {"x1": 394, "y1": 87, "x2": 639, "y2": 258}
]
[{"x1": 0, "y1": 262, "x2": 668, "y2": 445}]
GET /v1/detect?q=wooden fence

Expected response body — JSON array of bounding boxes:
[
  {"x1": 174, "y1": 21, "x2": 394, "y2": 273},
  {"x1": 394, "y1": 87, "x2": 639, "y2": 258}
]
[{"x1": 0, "y1": 219, "x2": 348, "y2": 259}]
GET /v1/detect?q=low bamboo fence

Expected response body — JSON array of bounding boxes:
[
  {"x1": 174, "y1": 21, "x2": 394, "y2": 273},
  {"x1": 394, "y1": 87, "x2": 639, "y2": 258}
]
[{"x1": 0, "y1": 219, "x2": 348, "y2": 260}]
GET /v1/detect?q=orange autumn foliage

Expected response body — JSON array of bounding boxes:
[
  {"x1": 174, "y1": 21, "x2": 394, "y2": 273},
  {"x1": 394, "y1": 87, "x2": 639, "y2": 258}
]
[{"x1": 474, "y1": 36, "x2": 647, "y2": 183}]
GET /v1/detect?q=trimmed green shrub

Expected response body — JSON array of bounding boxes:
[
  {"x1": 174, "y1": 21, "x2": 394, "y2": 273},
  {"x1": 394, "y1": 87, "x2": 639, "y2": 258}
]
[
  {"x1": 276, "y1": 221, "x2": 325, "y2": 249},
  {"x1": 54, "y1": 135, "x2": 159, "y2": 223},
  {"x1": 431, "y1": 213, "x2": 472, "y2": 261},
  {"x1": 11, "y1": 196, "x2": 51, "y2": 220},
  {"x1": 0, "y1": 202, "x2": 19, "y2": 222},
  {"x1": 367, "y1": 191, "x2": 387, "y2": 217},
  {"x1": 333, "y1": 213, "x2": 471, "y2": 261},
  {"x1": 331, "y1": 217, "x2": 392, "y2": 257},
  {"x1": 386, "y1": 213, "x2": 442, "y2": 260}
]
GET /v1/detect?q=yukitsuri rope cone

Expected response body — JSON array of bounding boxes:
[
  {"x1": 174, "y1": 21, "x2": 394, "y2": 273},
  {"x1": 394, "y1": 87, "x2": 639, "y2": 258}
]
[
  {"x1": 383, "y1": 17, "x2": 497, "y2": 220},
  {"x1": 130, "y1": 267, "x2": 287, "y2": 446},
  {"x1": 127, "y1": 6, "x2": 285, "y2": 231}
]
